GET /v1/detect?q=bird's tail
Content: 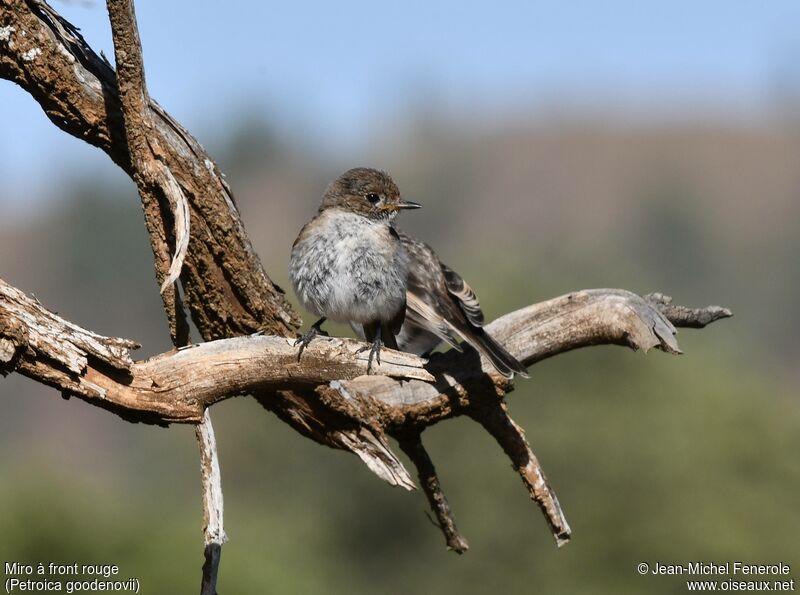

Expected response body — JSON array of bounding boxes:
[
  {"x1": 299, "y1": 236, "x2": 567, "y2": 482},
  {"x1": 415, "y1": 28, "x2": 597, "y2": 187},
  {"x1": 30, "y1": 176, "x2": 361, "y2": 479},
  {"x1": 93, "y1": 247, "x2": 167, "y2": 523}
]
[{"x1": 466, "y1": 327, "x2": 529, "y2": 379}]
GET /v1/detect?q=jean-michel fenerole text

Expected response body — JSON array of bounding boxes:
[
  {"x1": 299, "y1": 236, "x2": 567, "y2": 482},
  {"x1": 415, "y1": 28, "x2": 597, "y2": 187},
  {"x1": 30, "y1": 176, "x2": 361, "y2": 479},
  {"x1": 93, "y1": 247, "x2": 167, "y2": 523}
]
[{"x1": 650, "y1": 562, "x2": 792, "y2": 577}]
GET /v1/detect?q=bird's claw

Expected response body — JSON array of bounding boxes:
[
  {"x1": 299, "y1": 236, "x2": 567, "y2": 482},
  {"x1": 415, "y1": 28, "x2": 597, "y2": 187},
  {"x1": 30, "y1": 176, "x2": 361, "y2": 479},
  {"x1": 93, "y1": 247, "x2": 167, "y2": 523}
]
[
  {"x1": 294, "y1": 323, "x2": 328, "y2": 360},
  {"x1": 356, "y1": 337, "x2": 382, "y2": 373}
]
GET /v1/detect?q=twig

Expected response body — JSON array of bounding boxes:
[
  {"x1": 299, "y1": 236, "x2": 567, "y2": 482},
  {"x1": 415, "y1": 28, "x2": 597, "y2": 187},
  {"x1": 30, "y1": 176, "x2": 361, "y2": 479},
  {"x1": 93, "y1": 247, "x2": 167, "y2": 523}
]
[
  {"x1": 645, "y1": 293, "x2": 733, "y2": 328},
  {"x1": 398, "y1": 433, "x2": 469, "y2": 553},
  {"x1": 471, "y1": 400, "x2": 571, "y2": 546},
  {"x1": 105, "y1": 0, "x2": 150, "y2": 156},
  {"x1": 196, "y1": 409, "x2": 227, "y2": 595}
]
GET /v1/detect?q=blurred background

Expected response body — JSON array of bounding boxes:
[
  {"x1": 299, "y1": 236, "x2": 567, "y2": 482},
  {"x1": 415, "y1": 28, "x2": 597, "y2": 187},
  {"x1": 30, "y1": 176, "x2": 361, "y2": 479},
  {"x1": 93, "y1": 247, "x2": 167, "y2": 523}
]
[{"x1": 1, "y1": 1, "x2": 799, "y2": 593}]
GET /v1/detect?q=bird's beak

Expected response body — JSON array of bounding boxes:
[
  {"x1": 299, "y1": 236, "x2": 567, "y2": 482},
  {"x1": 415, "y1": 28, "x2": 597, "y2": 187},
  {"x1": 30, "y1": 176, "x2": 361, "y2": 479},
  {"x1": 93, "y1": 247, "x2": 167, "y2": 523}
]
[
  {"x1": 396, "y1": 200, "x2": 422, "y2": 210},
  {"x1": 381, "y1": 200, "x2": 422, "y2": 213}
]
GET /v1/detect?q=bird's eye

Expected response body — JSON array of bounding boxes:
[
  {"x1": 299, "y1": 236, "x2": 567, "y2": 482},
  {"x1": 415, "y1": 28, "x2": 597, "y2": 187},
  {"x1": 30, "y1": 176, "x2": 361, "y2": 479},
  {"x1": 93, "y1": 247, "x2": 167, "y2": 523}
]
[{"x1": 365, "y1": 192, "x2": 380, "y2": 204}]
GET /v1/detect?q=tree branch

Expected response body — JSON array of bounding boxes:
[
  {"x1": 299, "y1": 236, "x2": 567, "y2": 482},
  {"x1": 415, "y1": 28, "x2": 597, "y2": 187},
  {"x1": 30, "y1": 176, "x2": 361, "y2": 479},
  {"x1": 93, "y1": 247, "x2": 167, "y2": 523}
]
[
  {"x1": 397, "y1": 433, "x2": 469, "y2": 553},
  {"x1": 0, "y1": 1, "x2": 345, "y2": 541},
  {"x1": 0, "y1": 275, "x2": 730, "y2": 437},
  {"x1": 196, "y1": 409, "x2": 227, "y2": 595},
  {"x1": 644, "y1": 292, "x2": 732, "y2": 329},
  {"x1": 1, "y1": 275, "x2": 731, "y2": 545},
  {"x1": 470, "y1": 400, "x2": 570, "y2": 546},
  {"x1": 0, "y1": 0, "x2": 300, "y2": 340},
  {"x1": 107, "y1": 1, "x2": 215, "y2": 590},
  {"x1": 321, "y1": 289, "x2": 732, "y2": 430},
  {"x1": 106, "y1": 0, "x2": 190, "y2": 301},
  {"x1": 0, "y1": 277, "x2": 431, "y2": 423}
]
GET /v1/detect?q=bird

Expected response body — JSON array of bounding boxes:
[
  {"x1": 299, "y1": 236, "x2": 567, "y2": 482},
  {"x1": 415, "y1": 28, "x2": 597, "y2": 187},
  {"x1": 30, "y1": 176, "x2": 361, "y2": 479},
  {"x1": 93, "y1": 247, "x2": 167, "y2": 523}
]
[
  {"x1": 290, "y1": 167, "x2": 527, "y2": 379},
  {"x1": 388, "y1": 232, "x2": 528, "y2": 378},
  {"x1": 289, "y1": 167, "x2": 421, "y2": 371}
]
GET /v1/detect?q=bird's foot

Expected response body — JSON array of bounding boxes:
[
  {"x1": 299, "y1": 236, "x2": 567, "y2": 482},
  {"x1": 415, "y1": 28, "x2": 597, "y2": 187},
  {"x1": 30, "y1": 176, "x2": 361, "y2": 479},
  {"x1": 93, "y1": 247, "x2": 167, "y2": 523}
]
[
  {"x1": 356, "y1": 335, "x2": 382, "y2": 373},
  {"x1": 294, "y1": 318, "x2": 328, "y2": 360}
]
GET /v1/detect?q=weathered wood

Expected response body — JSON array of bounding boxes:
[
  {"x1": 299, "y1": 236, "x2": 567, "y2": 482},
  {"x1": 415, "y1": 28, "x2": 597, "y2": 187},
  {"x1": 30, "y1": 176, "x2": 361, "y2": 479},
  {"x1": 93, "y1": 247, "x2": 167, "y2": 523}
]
[
  {"x1": 0, "y1": 277, "x2": 433, "y2": 422},
  {"x1": 196, "y1": 408, "x2": 228, "y2": 548},
  {"x1": 0, "y1": 278, "x2": 138, "y2": 378},
  {"x1": 324, "y1": 289, "x2": 731, "y2": 426},
  {"x1": 2, "y1": 0, "x2": 407, "y2": 493},
  {"x1": 0, "y1": 0, "x2": 300, "y2": 340},
  {"x1": 470, "y1": 400, "x2": 570, "y2": 546},
  {"x1": 398, "y1": 433, "x2": 469, "y2": 553},
  {"x1": 0, "y1": 275, "x2": 731, "y2": 434},
  {"x1": 106, "y1": 0, "x2": 190, "y2": 336}
]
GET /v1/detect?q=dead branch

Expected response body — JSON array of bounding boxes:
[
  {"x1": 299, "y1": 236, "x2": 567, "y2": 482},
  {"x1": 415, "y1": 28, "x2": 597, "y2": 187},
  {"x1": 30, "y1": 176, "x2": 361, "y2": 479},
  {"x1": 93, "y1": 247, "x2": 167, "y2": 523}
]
[
  {"x1": 196, "y1": 409, "x2": 227, "y2": 595},
  {"x1": 0, "y1": 273, "x2": 732, "y2": 532},
  {"x1": 470, "y1": 400, "x2": 570, "y2": 546},
  {"x1": 0, "y1": 274, "x2": 731, "y2": 545},
  {"x1": 106, "y1": 0, "x2": 190, "y2": 301},
  {"x1": 0, "y1": 276, "x2": 431, "y2": 422},
  {"x1": 319, "y1": 289, "x2": 732, "y2": 429},
  {"x1": 1, "y1": 0, "x2": 404, "y2": 515},
  {"x1": 397, "y1": 433, "x2": 469, "y2": 553},
  {"x1": 0, "y1": 0, "x2": 299, "y2": 340},
  {"x1": 0, "y1": 277, "x2": 731, "y2": 427}
]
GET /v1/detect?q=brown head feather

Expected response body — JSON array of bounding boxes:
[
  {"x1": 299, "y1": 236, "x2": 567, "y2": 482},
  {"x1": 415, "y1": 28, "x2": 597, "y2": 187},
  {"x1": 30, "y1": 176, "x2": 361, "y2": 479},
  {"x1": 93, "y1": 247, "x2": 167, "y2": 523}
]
[{"x1": 320, "y1": 167, "x2": 405, "y2": 220}]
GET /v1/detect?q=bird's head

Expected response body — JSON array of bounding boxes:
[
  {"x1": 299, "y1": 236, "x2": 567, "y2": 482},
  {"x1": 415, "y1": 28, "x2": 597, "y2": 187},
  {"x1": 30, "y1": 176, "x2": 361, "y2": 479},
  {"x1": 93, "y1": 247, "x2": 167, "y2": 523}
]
[{"x1": 320, "y1": 167, "x2": 421, "y2": 221}]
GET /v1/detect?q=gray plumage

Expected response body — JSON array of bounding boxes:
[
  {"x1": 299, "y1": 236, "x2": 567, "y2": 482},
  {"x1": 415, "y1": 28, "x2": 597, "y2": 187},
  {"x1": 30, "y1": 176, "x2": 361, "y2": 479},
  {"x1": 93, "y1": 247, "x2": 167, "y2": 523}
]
[{"x1": 290, "y1": 208, "x2": 409, "y2": 328}]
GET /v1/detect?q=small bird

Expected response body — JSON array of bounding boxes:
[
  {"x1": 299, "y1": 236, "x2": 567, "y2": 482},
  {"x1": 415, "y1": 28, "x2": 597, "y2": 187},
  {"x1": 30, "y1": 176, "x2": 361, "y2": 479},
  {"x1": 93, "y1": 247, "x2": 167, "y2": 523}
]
[
  {"x1": 289, "y1": 168, "x2": 421, "y2": 371},
  {"x1": 290, "y1": 167, "x2": 527, "y2": 379}
]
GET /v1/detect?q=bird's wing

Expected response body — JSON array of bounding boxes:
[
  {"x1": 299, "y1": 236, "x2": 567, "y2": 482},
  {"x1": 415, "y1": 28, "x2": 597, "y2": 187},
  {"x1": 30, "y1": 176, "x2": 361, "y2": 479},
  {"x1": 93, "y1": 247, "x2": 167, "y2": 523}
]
[
  {"x1": 405, "y1": 291, "x2": 463, "y2": 351},
  {"x1": 440, "y1": 263, "x2": 485, "y2": 327},
  {"x1": 398, "y1": 230, "x2": 527, "y2": 377}
]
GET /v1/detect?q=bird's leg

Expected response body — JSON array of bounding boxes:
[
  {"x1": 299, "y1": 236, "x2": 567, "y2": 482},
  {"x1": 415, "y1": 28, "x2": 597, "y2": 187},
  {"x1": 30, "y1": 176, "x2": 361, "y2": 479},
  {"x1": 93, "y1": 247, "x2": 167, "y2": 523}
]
[
  {"x1": 357, "y1": 322, "x2": 382, "y2": 373},
  {"x1": 368, "y1": 325, "x2": 382, "y2": 372},
  {"x1": 294, "y1": 317, "x2": 328, "y2": 360}
]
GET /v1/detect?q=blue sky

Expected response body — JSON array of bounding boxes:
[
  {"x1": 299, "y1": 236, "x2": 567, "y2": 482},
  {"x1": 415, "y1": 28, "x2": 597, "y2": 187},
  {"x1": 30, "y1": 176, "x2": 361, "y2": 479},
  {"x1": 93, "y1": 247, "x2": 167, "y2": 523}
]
[{"x1": 2, "y1": 0, "x2": 799, "y2": 204}]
